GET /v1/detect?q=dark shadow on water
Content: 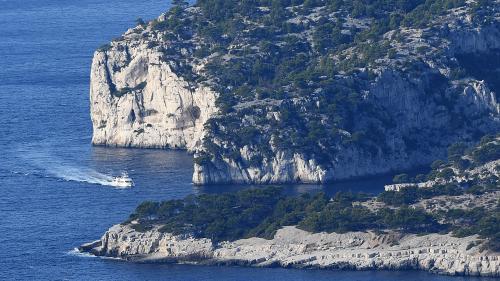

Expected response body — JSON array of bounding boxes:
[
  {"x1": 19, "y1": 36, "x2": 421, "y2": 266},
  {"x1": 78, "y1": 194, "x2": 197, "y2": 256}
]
[
  {"x1": 89, "y1": 145, "x2": 193, "y2": 172},
  {"x1": 98, "y1": 260, "x2": 497, "y2": 281},
  {"x1": 88, "y1": 146, "x2": 432, "y2": 197},
  {"x1": 195, "y1": 166, "x2": 431, "y2": 196}
]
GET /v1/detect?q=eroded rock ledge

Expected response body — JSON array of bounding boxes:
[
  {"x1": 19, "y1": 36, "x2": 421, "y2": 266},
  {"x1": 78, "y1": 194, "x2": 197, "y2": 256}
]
[{"x1": 80, "y1": 224, "x2": 499, "y2": 277}]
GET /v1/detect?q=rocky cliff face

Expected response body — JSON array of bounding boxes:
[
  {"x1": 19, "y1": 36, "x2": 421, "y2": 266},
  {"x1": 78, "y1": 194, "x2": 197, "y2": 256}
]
[
  {"x1": 192, "y1": 27, "x2": 500, "y2": 184},
  {"x1": 385, "y1": 159, "x2": 500, "y2": 191},
  {"x1": 90, "y1": 25, "x2": 218, "y2": 150},
  {"x1": 190, "y1": 3, "x2": 499, "y2": 185},
  {"x1": 81, "y1": 224, "x2": 500, "y2": 277},
  {"x1": 385, "y1": 135, "x2": 500, "y2": 191},
  {"x1": 90, "y1": 2, "x2": 500, "y2": 184},
  {"x1": 193, "y1": 151, "x2": 335, "y2": 184}
]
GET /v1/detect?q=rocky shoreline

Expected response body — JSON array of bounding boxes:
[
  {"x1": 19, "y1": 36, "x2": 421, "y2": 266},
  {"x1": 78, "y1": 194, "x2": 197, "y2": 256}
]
[
  {"x1": 89, "y1": 2, "x2": 500, "y2": 185},
  {"x1": 80, "y1": 224, "x2": 500, "y2": 277}
]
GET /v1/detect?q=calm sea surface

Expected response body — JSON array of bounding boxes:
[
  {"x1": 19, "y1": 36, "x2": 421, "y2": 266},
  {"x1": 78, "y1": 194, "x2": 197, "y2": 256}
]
[{"x1": 0, "y1": 0, "x2": 492, "y2": 280}]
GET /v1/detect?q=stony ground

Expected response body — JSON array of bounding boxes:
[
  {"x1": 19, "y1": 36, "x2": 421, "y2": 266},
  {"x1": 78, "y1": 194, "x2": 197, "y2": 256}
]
[{"x1": 81, "y1": 224, "x2": 500, "y2": 277}]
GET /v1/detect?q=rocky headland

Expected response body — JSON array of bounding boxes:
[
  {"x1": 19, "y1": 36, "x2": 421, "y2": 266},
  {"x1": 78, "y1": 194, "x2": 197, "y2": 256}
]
[
  {"x1": 90, "y1": 0, "x2": 500, "y2": 185},
  {"x1": 81, "y1": 222, "x2": 499, "y2": 276},
  {"x1": 81, "y1": 136, "x2": 499, "y2": 276}
]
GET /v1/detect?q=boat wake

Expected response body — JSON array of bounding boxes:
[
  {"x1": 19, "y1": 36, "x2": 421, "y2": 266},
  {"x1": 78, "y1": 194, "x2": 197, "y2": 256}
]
[
  {"x1": 46, "y1": 164, "x2": 119, "y2": 187},
  {"x1": 14, "y1": 145, "x2": 133, "y2": 188}
]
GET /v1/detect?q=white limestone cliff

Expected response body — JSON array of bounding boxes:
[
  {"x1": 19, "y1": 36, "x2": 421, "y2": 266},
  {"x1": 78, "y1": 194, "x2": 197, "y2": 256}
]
[
  {"x1": 80, "y1": 224, "x2": 500, "y2": 277},
  {"x1": 90, "y1": 29, "x2": 218, "y2": 150},
  {"x1": 90, "y1": 6, "x2": 500, "y2": 185},
  {"x1": 193, "y1": 151, "x2": 334, "y2": 185},
  {"x1": 192, "y1": 72, "x2": 499, "y2": 185}
]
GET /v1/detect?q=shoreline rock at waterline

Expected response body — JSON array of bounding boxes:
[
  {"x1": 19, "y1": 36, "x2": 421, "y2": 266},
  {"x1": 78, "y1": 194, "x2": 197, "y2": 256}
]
[
  {"x1": 89, "y1": 3, "x2": 500, "y2": 185},
  {"x1": 80, "y1": 224, "x2": 500, "y2": 277}
]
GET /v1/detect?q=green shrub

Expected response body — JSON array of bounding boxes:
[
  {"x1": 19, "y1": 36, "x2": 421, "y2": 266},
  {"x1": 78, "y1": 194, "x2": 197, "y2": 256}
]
[
  {"x1": 471, "y1": 142, "x2": 500, "y2": 165},
  {"x1": 378, "y1": 184, "x2": 463, "y2": 206},
  {"x1": 431, "y1": 159, "x2": 445, "y2": 170},
  {"x1": 437, "y1": 168, "x2": 455, "y2": 181},
  {"x1": 393, "y1": 173, "x2": 410, "y2": 183},
  {"x1": 380, "y1": 206, "x2": 439, "y2": 232},
  {"x1": 126, "y1": 186, "x2": 498, "y2": 250}
]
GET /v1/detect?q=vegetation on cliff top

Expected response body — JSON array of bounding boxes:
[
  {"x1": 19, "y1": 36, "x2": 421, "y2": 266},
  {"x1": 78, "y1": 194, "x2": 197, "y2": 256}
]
[
  {"x1": 142, "y1": 0, "x2": 498, "y2": 169},
  {"x1": 380, "y1": 135, "x2": 500, "y2": 250},
  {"x1": 127, "y1": 136, "x2": 499, "y2": 250},
  {"x1": 127, "y1": 185, "x2": 499, "y2": 250},
  {"x1": 128, "y1": 187, "x2": 434, "y2": 241},
  {"x1": 387, "y1": 134, "x2": 499, "y2": 200}
]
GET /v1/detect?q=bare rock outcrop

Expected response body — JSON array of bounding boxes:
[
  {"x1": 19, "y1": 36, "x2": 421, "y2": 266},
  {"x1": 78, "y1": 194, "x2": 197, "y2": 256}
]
[
  {"x1": 90, "y1": 3, "x2": 500, "y2": 185},
  {"x1": 81, "y1": 224, "x2": 500, "y2": 277},
  {"x1": 90, "y1": 26, "x2": 218, "y2": 150}
]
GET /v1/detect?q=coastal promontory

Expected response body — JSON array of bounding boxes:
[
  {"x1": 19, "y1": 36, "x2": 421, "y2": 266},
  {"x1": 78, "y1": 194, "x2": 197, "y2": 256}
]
[
  {"x1": 90, "y1": 0, "x2": 500, "y2": 185},
  {"x1": 82, "y1": 136, "x2": 500, "y2": 276}
]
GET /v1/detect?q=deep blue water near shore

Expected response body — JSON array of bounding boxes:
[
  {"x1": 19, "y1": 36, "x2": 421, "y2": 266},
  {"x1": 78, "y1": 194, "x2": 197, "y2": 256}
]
[{"x1": 0, "y1": 1, "x2": 492, "y2": 280}]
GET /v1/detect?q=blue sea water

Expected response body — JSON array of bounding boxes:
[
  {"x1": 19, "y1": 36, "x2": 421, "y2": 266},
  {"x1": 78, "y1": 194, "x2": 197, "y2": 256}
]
[{"x1": 0, "y1": 0, "x2": 493, "y2": 280}]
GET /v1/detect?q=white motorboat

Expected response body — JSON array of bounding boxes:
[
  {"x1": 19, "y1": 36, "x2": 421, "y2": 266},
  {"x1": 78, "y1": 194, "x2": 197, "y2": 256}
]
[{"x1": 111, "y1": 172, "x2": 134, "y2": 187}]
